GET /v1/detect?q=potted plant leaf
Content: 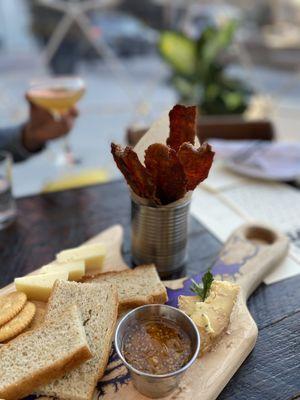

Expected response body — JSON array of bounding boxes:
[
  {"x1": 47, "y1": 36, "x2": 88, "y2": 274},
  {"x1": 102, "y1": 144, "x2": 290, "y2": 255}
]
[{"x1": 158, "y1": 21, "x2": 273, "y2": 142}]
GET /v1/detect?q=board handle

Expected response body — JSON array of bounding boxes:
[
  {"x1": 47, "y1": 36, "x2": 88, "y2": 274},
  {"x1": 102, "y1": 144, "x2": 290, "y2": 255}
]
[{"x1": 211, "y1": 224, "x2": 289, "y2": 300}]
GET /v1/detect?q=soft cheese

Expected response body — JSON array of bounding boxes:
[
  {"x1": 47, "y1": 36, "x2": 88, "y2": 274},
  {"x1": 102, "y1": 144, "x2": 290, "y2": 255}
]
[
  {"x1": 179, "y1": 280, "x2": 240, "y2": 355},
  {"x1": 40, "y1": 260, "x2": 85, "y2": 281},
  {"x1": 56, "y1": 243, "x2": 106, "y2": 274},
  {"x1": 15, "y1": 271, "x2": 69, "y2": 302}
]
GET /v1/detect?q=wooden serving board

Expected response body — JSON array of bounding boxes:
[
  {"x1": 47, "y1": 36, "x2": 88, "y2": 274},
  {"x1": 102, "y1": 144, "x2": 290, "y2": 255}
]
[
  {"x1": 0, "y1": 223, "x2": 289, "y2": 400},
  {"x1": 0, "y1": 225, "x2": 128, "y2": 297},
  {"x1": 0, "y1": 225, "x2": 128, "y2": 337}
]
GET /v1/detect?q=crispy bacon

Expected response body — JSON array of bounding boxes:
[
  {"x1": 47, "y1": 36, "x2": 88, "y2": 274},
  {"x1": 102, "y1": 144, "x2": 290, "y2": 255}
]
[
  {"x1": 177, "y1": 143, "x2": 215, "y2": 190},
  {"x1": 167, "y1": 105, "x2": 197, "y2": 152},
  {"x1": 111, "y1": 143, "x2": 158, "y2": 202},
  {"x1": 145, "y1": 143, "x2": 187, "y2": 205},
  {"x1": 111, "y1": 105, "x2": 214, "y2": 204}
]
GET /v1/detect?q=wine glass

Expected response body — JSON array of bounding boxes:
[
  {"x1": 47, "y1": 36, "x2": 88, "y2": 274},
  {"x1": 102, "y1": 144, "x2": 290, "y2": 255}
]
[{"x1": 27, "y1": 76, "x2": 85, "y2": 166}]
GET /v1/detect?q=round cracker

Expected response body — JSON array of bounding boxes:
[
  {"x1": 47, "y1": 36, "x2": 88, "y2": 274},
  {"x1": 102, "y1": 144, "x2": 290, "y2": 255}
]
[
  {"x1": 27, "y1": 301, "x2": 46, "y2": 331},
  {"x1": 0, "y1": 302, "x2": 36, "y2": 342},
  {"x1": 0, "y1": 292, "x2": 27, "y2": 327}
]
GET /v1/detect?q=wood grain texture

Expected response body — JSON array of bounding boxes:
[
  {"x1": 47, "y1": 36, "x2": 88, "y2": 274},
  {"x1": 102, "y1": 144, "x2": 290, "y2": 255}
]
[
  {"x1": 0, "y1": 181, "x2": 131, "y2": 288},
  {"x1": 248, "y1": 275, "x2": 300, "y2": 330},
  {"x1": 0, "y1": 180, "x2": 299, "y2": 399},
  {"x1": 1, "y1": 223, "x2": 277, "y2": 400},
  {"x1": 215, "y1": 224, "x2": 289, "y2": 300},
  {"x1": 0, "y1": 224, "x2": 127, "y2": 297},
  {"x1": 219, "y1": 310, "x2": 300, "y2": 400}
]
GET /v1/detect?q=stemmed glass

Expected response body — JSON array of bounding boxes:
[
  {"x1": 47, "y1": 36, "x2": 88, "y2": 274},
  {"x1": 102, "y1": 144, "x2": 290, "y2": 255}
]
[{"x1": 27, "y1": 76, "x2": 85, "y2": 166}]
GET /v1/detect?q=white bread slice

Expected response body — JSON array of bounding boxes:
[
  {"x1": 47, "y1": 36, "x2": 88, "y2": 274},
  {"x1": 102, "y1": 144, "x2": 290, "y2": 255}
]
[
  {"x1": 83, "y1": 264, "x2": 168, "y2": 311},
  {"x1": 36, "y1": 280, "x2": 118, "y2": 400},
  {"x1": 0, "y1": 305, "x2": 92, "y2": 400}
]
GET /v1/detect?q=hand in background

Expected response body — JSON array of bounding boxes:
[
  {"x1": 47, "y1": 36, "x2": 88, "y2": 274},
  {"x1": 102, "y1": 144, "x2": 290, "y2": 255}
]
[{"x1": 22, "y1": 97, "x2": 79, "y2": 152}]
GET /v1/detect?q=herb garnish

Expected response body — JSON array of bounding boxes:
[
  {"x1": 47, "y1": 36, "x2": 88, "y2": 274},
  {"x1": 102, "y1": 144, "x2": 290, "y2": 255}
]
[{"x1": 190, "y1": 269, "x2": 214, "y2": 301}]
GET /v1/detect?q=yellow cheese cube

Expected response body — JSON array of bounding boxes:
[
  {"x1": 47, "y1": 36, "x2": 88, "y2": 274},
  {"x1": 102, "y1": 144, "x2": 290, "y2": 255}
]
[
  {"x1": 14, "y1": 271, "x2": 68, "y2": 302},
  {"x1": 56, "y1": 243, "x2": 106, "y2": 274},
  {"x1": 40, "y1": 260, "x2": 85, "y2": 281}
]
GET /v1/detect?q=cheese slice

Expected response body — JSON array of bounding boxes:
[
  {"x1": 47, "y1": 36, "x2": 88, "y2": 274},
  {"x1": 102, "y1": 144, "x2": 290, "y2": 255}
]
[
  {"x1": 179, "y1": 280, "x2": 239, "y2": 355},
  {"x1": 15, "y1": 271, "x2": 69, "y2": 302},
  {"x1": 56, "y1": 243, "x2": 106, "y2": 274},
  {"x1": 40, "y1": 260, "x2": 85, "y2": 281}
]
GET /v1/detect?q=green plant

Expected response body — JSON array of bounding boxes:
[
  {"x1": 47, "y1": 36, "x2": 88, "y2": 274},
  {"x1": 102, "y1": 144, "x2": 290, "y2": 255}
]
[
  {"x1": 159, "y1": 21, "x2": 251, "y2": 115},
  {"x1": 190, "y1": 269, "x2": 214, "y2": 301}
]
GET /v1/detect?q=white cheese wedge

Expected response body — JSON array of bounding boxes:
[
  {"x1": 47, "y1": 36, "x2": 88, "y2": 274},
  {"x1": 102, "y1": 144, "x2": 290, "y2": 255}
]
[
  {"x1": 14, "y1": 271, "x2": 68, "y2": 302},
  {"x1": 56, "y1": 243, "x2": 106, "y2": 274},
  {"x1": 179, "y1": 280, "x2": 240, "y2": 355},
  {"x1": 40, "y1": 260, "x2": 85, "y2": 281}
]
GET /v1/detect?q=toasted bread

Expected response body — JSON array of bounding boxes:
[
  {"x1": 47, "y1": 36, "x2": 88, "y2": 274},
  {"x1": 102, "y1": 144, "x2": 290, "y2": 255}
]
[
  {"x1": 0, "y1": 305, "x2": 91, "y2": 400},
  {"x1": 83, "y1": 264, "x2": 168, "y2": 311},
  {"x1": 36, "y1": 280, "x2": 118, "y2": 400}
]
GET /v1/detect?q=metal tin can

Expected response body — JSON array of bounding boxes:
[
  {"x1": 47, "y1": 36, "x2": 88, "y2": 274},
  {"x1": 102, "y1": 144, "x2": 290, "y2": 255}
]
[
  {"x1": 131, "y1": 196, "x2": 191, "y2": 277},
  {"x1": 115, "y1": 304, "x2": 200, "y2": 399}
]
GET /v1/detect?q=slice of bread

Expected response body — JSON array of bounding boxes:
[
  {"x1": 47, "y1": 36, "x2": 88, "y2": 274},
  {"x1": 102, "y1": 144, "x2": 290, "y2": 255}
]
[
  {"x1": 0, "y1": 305, "x2": 92, "y2": 400},
  {"x1": 83, "y1": 264, "x2": 168, "y2": 311},
  {"x1": 36, "y1": 280, "x2": 118, "y2": 400}
]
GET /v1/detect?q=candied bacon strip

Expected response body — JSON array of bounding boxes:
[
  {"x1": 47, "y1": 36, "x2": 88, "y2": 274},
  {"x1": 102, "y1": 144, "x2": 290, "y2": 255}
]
[
  {"x1": 111, "y1": 143, "x2": 158, "y2": 202},
  {"x1": 177, "y1": 142, "x2": 215, "y2": 190},
  {"x1": 167, "y1": 105, "x2": 197, "y2": 152},
  {"x1": 145, "y1": 143, "x2": 187, "y2": 205}
]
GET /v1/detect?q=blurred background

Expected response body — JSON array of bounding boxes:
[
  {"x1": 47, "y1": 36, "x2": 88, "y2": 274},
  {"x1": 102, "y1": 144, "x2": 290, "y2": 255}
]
[{"x1": 2, "y1": 0, "x2": 300, "y2": 196}]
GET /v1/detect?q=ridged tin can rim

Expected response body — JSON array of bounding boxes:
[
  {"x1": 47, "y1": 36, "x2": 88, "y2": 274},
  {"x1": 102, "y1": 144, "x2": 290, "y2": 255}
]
[{"x1": 131, "y1": 191, "x2": 191, "y2": 210}]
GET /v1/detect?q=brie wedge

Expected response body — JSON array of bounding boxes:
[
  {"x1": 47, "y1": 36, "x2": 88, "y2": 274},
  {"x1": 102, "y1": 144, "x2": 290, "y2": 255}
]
[{"x1": 179, "y1": 280, "x2": 240, "y2": 355}]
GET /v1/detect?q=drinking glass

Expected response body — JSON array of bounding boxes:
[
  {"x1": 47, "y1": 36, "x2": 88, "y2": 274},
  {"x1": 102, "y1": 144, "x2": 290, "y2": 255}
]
[
  {"x1": 0, "y1": 151, "x2": 16, "y2": 229},
  {"x1": 27, "y1": 76, "x2": 85, "y2": 166}
]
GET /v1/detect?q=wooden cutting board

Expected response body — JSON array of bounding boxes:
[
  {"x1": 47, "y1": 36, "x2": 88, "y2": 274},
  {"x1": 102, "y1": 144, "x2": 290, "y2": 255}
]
[
  {"x1": 0, "y1": 223, "x2": 289, "y2": 400},
  {"x1": 0, "y1": 225, "x2": 128, "y2": 297}
]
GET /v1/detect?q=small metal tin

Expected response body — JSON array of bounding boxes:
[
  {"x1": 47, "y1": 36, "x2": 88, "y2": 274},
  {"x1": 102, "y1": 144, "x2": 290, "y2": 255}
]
[
  {"x1": 115, "y1": 304, "x2": 200, "y2": 399},
  {"x1": 131, "y1": 196, "x2": 191, "y2": 277}
]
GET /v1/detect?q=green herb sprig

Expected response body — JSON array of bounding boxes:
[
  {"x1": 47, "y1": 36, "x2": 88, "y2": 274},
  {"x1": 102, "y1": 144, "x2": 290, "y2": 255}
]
[{"x1": 190, "y1": 269, "x2": 214, "y2": 301}]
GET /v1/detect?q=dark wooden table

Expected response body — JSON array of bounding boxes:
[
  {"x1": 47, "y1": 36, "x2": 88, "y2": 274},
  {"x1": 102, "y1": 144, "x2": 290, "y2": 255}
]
[{"x1": 0, "y1": 180, "x2": 299, "y2": 400}]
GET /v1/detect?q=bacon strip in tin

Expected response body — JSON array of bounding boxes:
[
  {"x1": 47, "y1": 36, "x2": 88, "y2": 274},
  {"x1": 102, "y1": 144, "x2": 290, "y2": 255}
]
[
  {"x1": 167, "y1": 105, "x2": 197, "y2": 152},
  {"x1": 111, "y1": 143, "x2": 158, "y2": 202},
  {"x1": 178, "y1": 142, "x2": 215, "y2": 190},
  {"x1": 145, "y1": 143, "x2": 187, "y2": 205}
]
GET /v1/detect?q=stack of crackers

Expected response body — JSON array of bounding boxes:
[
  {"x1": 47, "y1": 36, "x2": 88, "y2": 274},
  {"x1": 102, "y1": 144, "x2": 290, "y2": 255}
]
[{"x1": 0, "y1": 292, "x2": 36, "y2": 343}]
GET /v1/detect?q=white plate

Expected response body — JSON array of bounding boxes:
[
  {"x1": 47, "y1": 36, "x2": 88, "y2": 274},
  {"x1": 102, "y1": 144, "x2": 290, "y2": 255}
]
[{"x1": 211, "y1": 140, "x2": 300, "y2": 182}]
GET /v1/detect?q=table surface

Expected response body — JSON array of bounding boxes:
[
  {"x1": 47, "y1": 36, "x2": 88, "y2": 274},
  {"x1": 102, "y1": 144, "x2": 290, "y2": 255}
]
[{"x1": 0, "y1": 180, "x2": 299, "y2": 400}]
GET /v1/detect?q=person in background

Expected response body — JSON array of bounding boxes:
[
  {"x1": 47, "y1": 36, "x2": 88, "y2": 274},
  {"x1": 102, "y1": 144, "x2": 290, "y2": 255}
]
[{"x1": 0, "y1": 98, "x2": 78, "y2": 162}]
